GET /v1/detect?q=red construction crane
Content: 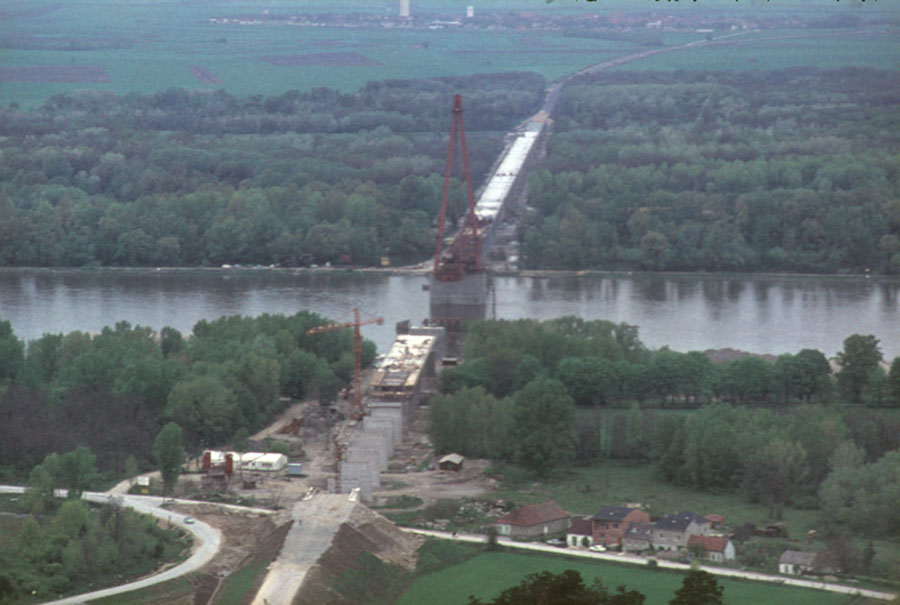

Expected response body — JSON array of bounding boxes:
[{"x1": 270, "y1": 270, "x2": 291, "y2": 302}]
[
  {"x1": 433, "y1": 94, "x2": 483, "y2": 282},
  {"x1": 306, "y1": 307, "x2": 384, "y2": 420}
]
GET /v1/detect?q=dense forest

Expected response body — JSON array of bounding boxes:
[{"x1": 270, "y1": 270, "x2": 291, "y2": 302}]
[
  {"x1": 522, "y1": 67, "x2": 900, "y2": 274},
  {"x1": 0, "y1": 73, "x2": 545, "y2": 267},
  {"x1": 0, "y1": 312, "x2": 376, "y2": 482},
  {"x1": 429, "y1": 318, "x2": 900, "y2": 569}
]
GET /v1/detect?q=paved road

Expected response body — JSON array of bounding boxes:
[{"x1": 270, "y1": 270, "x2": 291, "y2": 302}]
[
  {"x1": 0, "y1": 485, "x2": 228, "y2": 604},
  {"x1": 405, "y1": 529, "x2": 897, "y2": 602}
]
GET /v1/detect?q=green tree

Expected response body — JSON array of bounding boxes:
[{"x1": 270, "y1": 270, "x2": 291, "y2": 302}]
[
  {"x1": 0, "y1": 318, "x2": 25, "y2": 384},
  {"x1": 836, "y1": 334, "x2": 882, "y2": 403},
  {"x1": 164, "y1": 374, "x2": 239, "y2": 446},
  {"x1": 153, "y1": 422, "x2": 184, "y2": 498},
  {"x1": 669, "y1": 570, "x2": 724, "y2": 605},
  {"x1": 58, "y1": 446, "x2": 99, "y2": 500},
  {"x1": 23, "y1": 463, "x2": 57, "y2": 515},
  {"x1": 467, "y1": 569, "x2": 644, "y2": 605},
  {"x1": 889, "y1": 357, "x2": 900, "y2": 406},
  {"x1": 743, "y1": 438, "x2": 808, "y2": 520},
  {"x1": 512, "y1": 377, "x2": 576, "y2": 477}
]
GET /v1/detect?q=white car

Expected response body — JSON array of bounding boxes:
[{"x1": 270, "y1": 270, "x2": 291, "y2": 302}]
[
  {"x1": 588, "y1": 544, "x2": 607, "y2": 552},
  {"x1": 184, "y1": 516, "x2": 196, "y2": 524}
]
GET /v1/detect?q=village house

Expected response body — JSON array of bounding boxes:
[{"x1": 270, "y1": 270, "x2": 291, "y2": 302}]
[
  {"x1": 622, "y1": 521, "x2": 654, "y2": 553},
  {"x1": 779, "y1": 550, "x2": 819, "y2": 575},
  {"x1": 652, "y1": 511, "x2": 711, "y2": 551},
  {"x1": 494, "y1": 501, "x2": 570, "y2": 539},
  {"x1": 592, "y1": 506, "x2": 650, "y2": 547},
  {"x1": 566, "y1": 517, "x2": 593, "y2": 547},
  {"x1": 687, "y1": 535, "x2": 736, "y2": 562}
]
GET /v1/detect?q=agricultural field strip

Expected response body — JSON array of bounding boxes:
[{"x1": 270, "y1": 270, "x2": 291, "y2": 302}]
[
  {"x1": 404, "y1": 529, "x2": 897, "y2": 602},
  {"x1": 0, "y1": 484, "x2": 276, "y2": 604}
]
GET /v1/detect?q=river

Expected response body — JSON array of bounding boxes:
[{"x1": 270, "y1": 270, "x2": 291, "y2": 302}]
[{"x1": 0, "y1": 268, "x2": 896, "y2": 359}]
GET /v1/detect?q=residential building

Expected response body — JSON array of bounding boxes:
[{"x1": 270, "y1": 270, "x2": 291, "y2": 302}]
[
  {"x1": 653, "y1": 511, "x2": 711, "y2": 551},
  {"x1": 687, "y1": 535, "x2": 736, "y2": 562},
  {"x1": 494, "y1": 501, "x2": 570, "y2": 539},
  {"x1": 622, "y1": 522, "x2": 654, "y2": 553},
  {"x1": 591, "y1": 506, "x2": 650, "y2": 547},
  {"x1": 567, "y1": 517, "x2": 593, "y2": 547},
  {"x1": 779, "y1": 550, "x2": 818, "y2": 575}
]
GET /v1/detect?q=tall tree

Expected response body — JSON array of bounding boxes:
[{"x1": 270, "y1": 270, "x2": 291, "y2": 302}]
[
  {"x1": 512, "y1": 377, "x2": 576, "y2": 477},
  {"x1": 889, "y1": 357, "x2": 900, "y2": 407},
  {"x1": 669, "y1": 570, "x2": 724, "y2": 605},
  {"x1": 58, "y1": 446, "x2": 99, "y2": 500},
  {"x1": 836, "y1": 334, "x2": 883, "y2": 403},
  {"x1": 153, "y1": 422, "x2": 184, "y2": 498}
]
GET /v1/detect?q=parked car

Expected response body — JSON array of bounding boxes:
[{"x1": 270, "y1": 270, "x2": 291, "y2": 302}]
[
  {"x1": 546, "y1": 538, "x2": 566, "y2": 547},
  {"x1": 589, "y1": 544, "x2": 607, "y2": 552},
  {"x1": 184, "y1": 516, "x2": 196, "y2": 524}
]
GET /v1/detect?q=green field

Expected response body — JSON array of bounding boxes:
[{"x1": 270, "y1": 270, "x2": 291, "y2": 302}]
[
  {"x1": 396, "y1": 551, "x2": 870, "y2": 605},
  {"x1": 2, "y1": 0, "x2": 898, "y2": 107}
]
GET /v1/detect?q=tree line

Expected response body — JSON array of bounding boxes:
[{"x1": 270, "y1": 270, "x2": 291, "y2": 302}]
[
  {"x1": 468, "y1": 568, "x2": 724, "y2": 605},
  {"x1": 522, "y1": 67, "x2": 900, "y2": 274},
  {"x1": 0, "y1": 312, "x2": 375, "y2": 482},
  {"x1": 0, "y1": 72, "x2": 545, "y2": 268},
  {"x1": 429, "y1": 318, "x2": 900, "y2": 537}
]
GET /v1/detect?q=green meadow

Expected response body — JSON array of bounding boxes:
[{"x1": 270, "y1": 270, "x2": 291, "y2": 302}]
[
  {"x1": 2, "y1": 0, "x2": 898, "y2": 107},
  {"x1": 395, "y1": 551, "x2": 875, "y2": 605}
]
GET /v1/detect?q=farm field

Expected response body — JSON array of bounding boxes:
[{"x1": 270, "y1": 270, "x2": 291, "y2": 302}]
[
  {"x1": 1, "y1": 0, "x2": 897, "y2": 107},
  {"x1": 395, "y1": 551, "x2": 874, "y2": 605}
]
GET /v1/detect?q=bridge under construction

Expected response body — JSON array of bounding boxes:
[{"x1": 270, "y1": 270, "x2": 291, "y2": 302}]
[{"x1": 429, "y1": 94, "x2": 551, "y2": 330}]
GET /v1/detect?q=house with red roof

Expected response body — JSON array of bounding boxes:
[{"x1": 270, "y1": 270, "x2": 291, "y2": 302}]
[
  {"x1": 687, "y1": 535, "x2": 736, "y2": 562},
  {"x1": 566, "y1": 517, "x2": 594, "y2": 547},
  {"x1": 494, "y1": 501, "x2": 570, "y2": 539},
  {"x1": 592, "y1": 505, "x2": 651, "y2": 547}
]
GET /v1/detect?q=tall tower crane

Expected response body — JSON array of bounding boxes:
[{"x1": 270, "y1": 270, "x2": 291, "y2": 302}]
[{"x1": 306, "y1": 307, "x2": 384, "y2": 421}]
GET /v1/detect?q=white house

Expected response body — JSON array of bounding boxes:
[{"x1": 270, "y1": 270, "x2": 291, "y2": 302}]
[{"x1": 779, "y1": 550, "x2": 818, "y2": 575}]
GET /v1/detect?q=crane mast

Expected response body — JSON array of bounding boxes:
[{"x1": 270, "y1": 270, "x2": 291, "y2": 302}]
[{"x1": 306, "y1": 307, "x2": 384, "y2": 420}]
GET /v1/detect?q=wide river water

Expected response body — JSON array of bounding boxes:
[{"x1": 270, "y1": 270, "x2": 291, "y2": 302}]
[{"x1": 0, "y1": 268, "x2": 896, "y2": 359}]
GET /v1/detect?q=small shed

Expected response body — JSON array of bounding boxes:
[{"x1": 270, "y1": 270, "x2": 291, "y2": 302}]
[{"x1": 438, "y1": 453, "x2": 465, "y2": 471}]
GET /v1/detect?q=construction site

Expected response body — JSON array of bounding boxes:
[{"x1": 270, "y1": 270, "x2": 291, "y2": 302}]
[{"x1": 125, "y1": 94, "x2": 543, "y2": 604}]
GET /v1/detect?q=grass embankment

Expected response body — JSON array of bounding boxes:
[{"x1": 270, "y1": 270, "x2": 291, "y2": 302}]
[{"x1": 396, "y1": 551, "x2": 879, "y2": 605}]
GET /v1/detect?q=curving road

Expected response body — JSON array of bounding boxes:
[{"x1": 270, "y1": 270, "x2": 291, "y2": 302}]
[
  {"x1": 0, "y1": 485, "x2": 225, "y2": 605},
  {"x1": 405, "y1": 528, "x2": 897, "y2": 602}
]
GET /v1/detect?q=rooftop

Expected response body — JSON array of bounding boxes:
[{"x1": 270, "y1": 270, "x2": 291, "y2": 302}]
[
  {"x1": 568, "y1": 517, "x2": 592, "y2": 536},
  {"x1": 593, "y1": 505, "x2": 642, "y2": 522},
  {"x1": 688, "y1": 535, "x2": 731, "y2": 553},
  {"x1": 655, "y1": 511, "x2": 709, "y2": 532},
  {"x1": 624, "y1": 522, "x2": 654, "y2": 541},
  {"x1": 779, "y1": 550, "x2": 818, "y2": 566}
]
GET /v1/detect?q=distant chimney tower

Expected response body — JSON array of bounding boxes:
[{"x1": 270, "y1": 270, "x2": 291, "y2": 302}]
[
  {"x1": 466, "y1": 5, "x2": 474, "y2": 18},
  {"x1": 399, "y1": 0, "x2": 410, "y2": 18}
]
